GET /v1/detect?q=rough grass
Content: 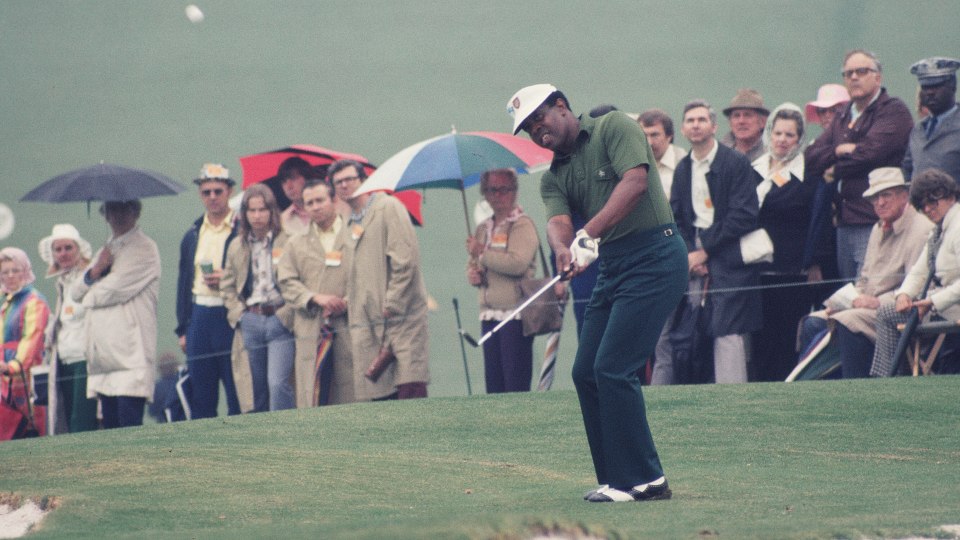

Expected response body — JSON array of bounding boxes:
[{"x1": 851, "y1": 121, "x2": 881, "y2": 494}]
[{"x1": 2, "y1": 376, "x2": 959, "y2": 539}]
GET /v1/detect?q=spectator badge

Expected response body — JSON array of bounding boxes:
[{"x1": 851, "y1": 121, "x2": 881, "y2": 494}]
[{"x1": 325, "y1": 250, "x2": 342, "y2": 267}]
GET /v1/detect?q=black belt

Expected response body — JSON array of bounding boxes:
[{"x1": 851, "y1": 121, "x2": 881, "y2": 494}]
[{"x1": 246, "y1": 304, "x2": 278, "y2": 316}]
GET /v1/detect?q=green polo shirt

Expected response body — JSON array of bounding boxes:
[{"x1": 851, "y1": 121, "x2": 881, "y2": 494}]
[{"x1": 540, "y1": 112, "x2": 674, "y2": 244}]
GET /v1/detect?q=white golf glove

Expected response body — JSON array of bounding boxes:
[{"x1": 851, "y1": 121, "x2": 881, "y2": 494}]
[{"x1": 569, "y1": 229, "x2": 599, "y2": 268}]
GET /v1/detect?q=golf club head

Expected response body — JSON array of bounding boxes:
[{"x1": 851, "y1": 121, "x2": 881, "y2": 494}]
[{"x1": 460, "y1": 330, "x2": 480, "y2": 348}]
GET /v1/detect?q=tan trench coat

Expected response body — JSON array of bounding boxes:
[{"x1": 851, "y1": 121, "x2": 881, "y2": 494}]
[
  {"x1": 277, "y1": 222, "x2": 355, "y2": 406},
  {"x1": 811, "y1": 205, "x2": 932, "y2": 340},
  {"x1": 220, "y1": 231, "x2": 293, "y2": 412},
  {"x1": 347, "y1": 194, "x2": 429, "y2": 399},
  {"x1": 71, "y1": 227, "x2": 160, "y2": 400}
]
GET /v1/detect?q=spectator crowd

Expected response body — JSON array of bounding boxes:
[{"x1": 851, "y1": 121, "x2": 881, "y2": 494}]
[{"x1": 1, "y1": 50, "x2": 958, "y2": 438}]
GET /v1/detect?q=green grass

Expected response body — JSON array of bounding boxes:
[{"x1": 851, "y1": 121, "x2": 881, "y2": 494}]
[{"x1": 3, "y1": 376, "x2": 960, "y2": 539}]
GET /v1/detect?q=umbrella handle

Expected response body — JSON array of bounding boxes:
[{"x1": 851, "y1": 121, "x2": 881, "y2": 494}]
[{"x1": 459, "y1": 181, "x2": 472, "y2": 237}]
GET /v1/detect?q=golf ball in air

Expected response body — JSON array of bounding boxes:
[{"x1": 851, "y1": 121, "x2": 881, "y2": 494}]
[{"x1": 185, "y1": 5, "x2": 204, "y2": 23}]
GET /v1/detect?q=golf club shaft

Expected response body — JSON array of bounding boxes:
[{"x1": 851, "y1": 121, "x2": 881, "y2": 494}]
[
  {"x1": 451, "y1": 297, "x2": 472, "y2": 396},
  {"x1": 476, "y1": 273, "x2": 563, "y2": 346}
]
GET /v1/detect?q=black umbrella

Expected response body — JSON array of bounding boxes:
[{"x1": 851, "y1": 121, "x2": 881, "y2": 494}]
[{"x1": 20, "y1": 163, "x2": 186, "y2": 203}]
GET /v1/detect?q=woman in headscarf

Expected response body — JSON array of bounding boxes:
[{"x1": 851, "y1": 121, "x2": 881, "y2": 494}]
[
  {"x1": 871, "y1": 169, "x2": 960, "y2": 377},
  {"x1": 750, "y1": 103, "x2": 817, "y2": 381},
  {"x1": 465, "y1": 168, "x2": 540, "y2": 393},
  {"x1": 1, "y1": 247, "x2": 51, "y2": 436},
  {"x1": 39, "y1": 223, "x2": 98, "y2": 433}
]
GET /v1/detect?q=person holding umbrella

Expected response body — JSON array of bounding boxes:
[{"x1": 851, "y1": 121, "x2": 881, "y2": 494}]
[
  {"x1": 507, "y1": 84, "x2": 686, "y2": 502},
  {"x1": 71, "y1": 200, "x2": 161, "y2": 428},
  {"x1": 465, "y1": 168, "x2": 540, "y2": 393},
  {"x1": 278, "y1": 178, "x2": 354, "y2": 406}
]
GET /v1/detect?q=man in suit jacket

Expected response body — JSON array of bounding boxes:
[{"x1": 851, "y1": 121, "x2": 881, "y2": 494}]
[
  {"x1": 902, "y1": 56, "x2": 960, "y2": 183},
  {"x1": 671, "y1": 99, "x2": 762, "y2": 383}
]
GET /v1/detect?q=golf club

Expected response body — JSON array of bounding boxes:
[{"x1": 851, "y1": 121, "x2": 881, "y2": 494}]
[
  {"x1": 460, "y1": 272, "x2": 566, "y2": 347},
  {"x1": 451, "y1": 297, "x2": 473, "y2": 395}
]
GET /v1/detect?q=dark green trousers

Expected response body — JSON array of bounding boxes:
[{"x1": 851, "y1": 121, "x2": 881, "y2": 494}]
[
  {"x1": 58, "y1": 360, "x2": 99, "y2": 432},
  {"x1": 572, "y1": 226, "x2": 687, "y2": 489}
]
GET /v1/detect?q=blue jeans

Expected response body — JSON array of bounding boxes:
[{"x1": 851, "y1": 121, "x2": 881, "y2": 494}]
[
  {"x1": 836, "y1": 225, "x2": 873, "y2": 280},
  {"x1": 241, "y1": 312, "x2": 296, "y2": 412}
]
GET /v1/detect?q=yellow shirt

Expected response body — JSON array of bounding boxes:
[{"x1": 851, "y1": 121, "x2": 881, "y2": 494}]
[
  {"x1": 192, "y1": 210, "x2": 234, "y2": 297},
  {"x1": 312, "y1": 215, "x2": 343, "y2": 254}
]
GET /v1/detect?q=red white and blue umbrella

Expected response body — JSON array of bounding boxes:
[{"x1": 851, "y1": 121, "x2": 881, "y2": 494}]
[
  {"x1": 352, "y1": 130, "x2": 552, "y2": 233},
  {"x1": 355, "y1": 130, "x2": 552, "y2": 194}
]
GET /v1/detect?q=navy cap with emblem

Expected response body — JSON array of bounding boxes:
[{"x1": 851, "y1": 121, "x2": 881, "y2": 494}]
[{"x1": 910, "y1": 57, "x2": 960, "y2": 87}]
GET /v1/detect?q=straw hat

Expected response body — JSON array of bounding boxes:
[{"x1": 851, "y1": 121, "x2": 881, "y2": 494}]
[{"x1": 193, "y1": 163, "x2": 236, "y2": 186}]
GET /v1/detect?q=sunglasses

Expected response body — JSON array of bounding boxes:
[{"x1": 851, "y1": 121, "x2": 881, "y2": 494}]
[
  {"x1": 841, "y1": 67, "x2": 877, "y2": 79},
  {"x1": 201, "y1": 188, "x2": 225, "y2": 197}
]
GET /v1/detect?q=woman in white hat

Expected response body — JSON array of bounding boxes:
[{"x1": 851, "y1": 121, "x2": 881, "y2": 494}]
[{"x1": 39, "y1": 223, "x2": 99, "y2": 433}]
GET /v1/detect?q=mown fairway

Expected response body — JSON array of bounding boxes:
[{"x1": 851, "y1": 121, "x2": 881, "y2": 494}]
[{"x1": 3, "y1": 376, "x2": 959, "y2": 539}]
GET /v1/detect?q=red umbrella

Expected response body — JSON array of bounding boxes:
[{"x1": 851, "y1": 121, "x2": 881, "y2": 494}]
[
  {"x1": 238, "y1": 144, "x2": 423, "y2": 226},
  {"x1": 239, "y1": 144, "x2": 374, "y2": 188}
]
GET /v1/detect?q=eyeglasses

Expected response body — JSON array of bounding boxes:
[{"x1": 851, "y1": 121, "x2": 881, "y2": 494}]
[
  {"x1": 841, "y1": 67, "x2": 878, "y2": 79},
  {"x1": 482, "y1": 187, "x2": 516, "y2": 195},
  {"x1": 333, "y1": 176, "x2": 361, "y2": 187},
  {"x1": 867, "y1": 190, "x2": 898, "y2": 204},
  {"x1": 913, "y1": 194, "x2": 946, "y2": 211},
  {"x1": 922, "y1": 196, "x2": 944, "y2": 207},
  {"x1": 201, "y1": 188, "x2": 225, "y2": 197}
]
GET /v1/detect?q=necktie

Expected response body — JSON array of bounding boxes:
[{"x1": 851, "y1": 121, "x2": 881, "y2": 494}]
[
  {"x1": 928, "y1": 223, "x2": 943, "y2": 286},
  {"x1": 926, "y1": 115, "x2": 939, "y2": 140}
]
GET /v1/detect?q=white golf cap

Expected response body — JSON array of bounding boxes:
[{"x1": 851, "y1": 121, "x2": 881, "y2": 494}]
[
  {"x1": 862, "y1": 167, "x2": 908, "y2": 198},
  {"x1": 507, "y1": 84, "x2": 558, "y2": 135}
]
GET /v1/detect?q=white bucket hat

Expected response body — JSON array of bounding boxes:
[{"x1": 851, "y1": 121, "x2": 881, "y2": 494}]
[
  {"x1": 507, "y1": 84, "x2": 558, "y2": 135},
  {"x1": 38, "y1": 223, "x2": 92, "y2": 273},
  {"x1": 862, "y1": 167, "x2": 909, "y2": 198}
]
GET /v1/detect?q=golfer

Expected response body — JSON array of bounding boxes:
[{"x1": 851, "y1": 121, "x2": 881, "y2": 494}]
[{"x1": 508, "y1": 84, "x2": 686, "y2": 502}]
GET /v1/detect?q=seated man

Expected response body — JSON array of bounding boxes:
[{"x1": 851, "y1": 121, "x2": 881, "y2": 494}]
[{"x1": 798, "y1": 167, "x2": 931, "y2": 377}]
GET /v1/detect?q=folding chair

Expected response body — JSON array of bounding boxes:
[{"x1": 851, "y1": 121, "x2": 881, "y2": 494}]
[{"x1": 898, "y1": 319, "x2": 960, "y2": 376}]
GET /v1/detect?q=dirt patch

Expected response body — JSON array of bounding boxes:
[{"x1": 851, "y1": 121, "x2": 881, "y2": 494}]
[{"x1": 0, "y1": 494, "x2": 59, "y2": 539}]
